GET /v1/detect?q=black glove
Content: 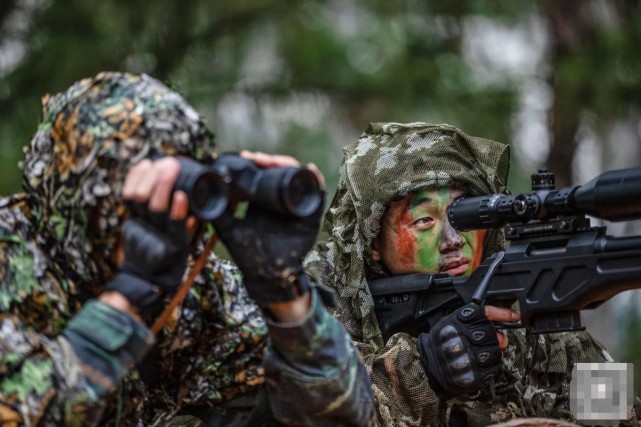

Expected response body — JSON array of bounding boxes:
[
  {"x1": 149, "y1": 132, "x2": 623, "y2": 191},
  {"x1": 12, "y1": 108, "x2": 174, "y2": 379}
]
[
  {"x1": 212, "y1": 193, "x2": 325, "y2": 306},
  {"x1": 416, "y1": 303, "x2": 503, "y2": 399},
  {"x1": 106, "y1": 204, "x2": 190, "y2": 316}
]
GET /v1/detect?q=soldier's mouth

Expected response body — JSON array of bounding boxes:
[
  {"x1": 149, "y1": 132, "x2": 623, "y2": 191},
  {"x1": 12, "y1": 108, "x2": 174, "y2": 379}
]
[{"x1": 440, "y1": 259, "x2": 470, "y2": 276}]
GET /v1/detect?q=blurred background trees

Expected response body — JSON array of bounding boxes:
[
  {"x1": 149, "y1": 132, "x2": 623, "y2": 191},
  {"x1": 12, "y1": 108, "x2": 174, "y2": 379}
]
[{"x1": 1, "y1": 0, "x2": 641, "y2": 392}]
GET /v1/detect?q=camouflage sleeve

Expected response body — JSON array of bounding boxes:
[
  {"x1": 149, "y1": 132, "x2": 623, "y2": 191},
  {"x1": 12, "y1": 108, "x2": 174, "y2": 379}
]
[
  {"x1": 262, "y1": 287, "x2": 376, "y2": 426},
  {"x1": 357, "y1": 332, "x2": 444, "y2": 426},
  {"x1": 0, "y1": 300, "x2": 154, "y2": 426}
]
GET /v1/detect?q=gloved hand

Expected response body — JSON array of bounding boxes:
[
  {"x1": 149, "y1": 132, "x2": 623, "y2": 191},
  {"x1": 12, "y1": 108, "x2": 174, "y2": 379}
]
[
  {"x1": 212, "y1": 192, "x2": 325, "y2": 306},
  {"x1": 106, "y1": 204, "x2": 190, "y2": 316},
  {"x1": 416, "y1": 303, "x2": 503, "y2": 399}
]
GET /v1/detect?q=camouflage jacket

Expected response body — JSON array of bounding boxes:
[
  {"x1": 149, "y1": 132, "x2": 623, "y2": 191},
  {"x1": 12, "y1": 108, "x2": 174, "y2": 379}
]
[{"x1": 0, "y1": 194, "x2": 374, "y2": 426}]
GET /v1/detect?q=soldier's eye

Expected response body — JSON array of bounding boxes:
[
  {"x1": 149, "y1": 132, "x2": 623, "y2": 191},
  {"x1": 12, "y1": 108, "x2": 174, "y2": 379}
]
[{"x1": 413, "y1": 217, "x2": 434, "y2": 229}]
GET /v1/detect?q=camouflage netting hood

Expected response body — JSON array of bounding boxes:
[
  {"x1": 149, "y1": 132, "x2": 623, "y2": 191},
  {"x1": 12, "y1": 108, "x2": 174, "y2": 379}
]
[
  {"x1": 21, "y1": 71, "x2": 217, "y2": 290},
  {"x1": 305, "y1": 122, "x2": 510, "y2": 348}
]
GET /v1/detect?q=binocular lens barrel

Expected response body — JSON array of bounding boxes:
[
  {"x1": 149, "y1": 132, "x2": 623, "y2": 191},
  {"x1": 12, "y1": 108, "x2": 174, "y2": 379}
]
[
  {"x1": 189, "y1": 172, "x2": 229, "y2": 221},
  {"x1": 285, "y1": 169, "x2": 322, "y2": 217},
  {"x1": 174, "y1": 158, "x2": 229, "y2": 221},
  {"x1": 254, "y1": 167, "x2": 322, "y2": 218}
]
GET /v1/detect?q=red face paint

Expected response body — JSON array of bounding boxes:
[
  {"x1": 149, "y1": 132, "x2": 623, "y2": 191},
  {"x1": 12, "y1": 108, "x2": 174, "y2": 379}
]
[{"x1": 392, "y1": 198, "x2": 417, "y2": 271}]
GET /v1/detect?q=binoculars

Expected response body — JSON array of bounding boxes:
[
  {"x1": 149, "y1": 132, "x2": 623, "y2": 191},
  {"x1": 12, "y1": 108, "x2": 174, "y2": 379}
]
[{"x1": 174, "y1": 153, "x2": 323, "y2": 220}]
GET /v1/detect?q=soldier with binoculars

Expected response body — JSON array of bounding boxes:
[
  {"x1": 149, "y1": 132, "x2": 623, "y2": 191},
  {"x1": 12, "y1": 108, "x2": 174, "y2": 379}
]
[{"x1": 0, "y1": 72, "x2": 374, "y2": 426}]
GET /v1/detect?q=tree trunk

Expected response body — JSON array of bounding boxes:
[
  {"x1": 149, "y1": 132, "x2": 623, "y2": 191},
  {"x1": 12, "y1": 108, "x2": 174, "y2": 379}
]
[{"x1": 542, "y1": 1, "x2": 595, "y2": 187}]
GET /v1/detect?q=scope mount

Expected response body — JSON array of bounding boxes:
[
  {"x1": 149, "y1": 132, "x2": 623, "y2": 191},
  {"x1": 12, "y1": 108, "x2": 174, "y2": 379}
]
[{"x1": 504, "y1": 214, "x2": 594, "y2": 241}]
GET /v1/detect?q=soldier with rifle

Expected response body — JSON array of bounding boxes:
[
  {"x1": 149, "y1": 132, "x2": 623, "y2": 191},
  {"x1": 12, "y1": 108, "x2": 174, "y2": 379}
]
[{"x1": 304, "y1": 122, "x2": 641, "y2": 426}]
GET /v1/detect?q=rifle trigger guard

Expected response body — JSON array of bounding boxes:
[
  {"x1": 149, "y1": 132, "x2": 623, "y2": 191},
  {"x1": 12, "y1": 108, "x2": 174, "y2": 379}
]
[
  {"x1": 472, "y1": 251, "x2": 505, "y2": 304},
  {"x1": 493, "y1": 321, "x2": 523, "y2": 329}
]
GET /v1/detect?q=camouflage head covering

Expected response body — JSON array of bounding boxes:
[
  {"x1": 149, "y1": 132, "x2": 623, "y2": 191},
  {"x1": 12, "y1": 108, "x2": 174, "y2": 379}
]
[
  {"x1": 305, "y1": 122, "x2": 510, "y2": 348},
  {"x1": 21, "y1": 71, "x2": 217, "y2": 291}
]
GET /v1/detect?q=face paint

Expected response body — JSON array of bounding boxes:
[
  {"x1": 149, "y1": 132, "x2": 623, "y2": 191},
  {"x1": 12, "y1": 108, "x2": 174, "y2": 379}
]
[{"x1": 374, "y1": 188, "x2": 480, "y2": 276}]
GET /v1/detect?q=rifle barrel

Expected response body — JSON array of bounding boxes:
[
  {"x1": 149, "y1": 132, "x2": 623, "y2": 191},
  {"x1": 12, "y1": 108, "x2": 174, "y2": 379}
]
[{"x1": 598, "y1": 235, "x2": 641, "y2": 252}]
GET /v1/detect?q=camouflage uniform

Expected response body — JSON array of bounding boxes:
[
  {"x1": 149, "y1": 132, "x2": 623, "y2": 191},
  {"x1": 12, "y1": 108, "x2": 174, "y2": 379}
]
[
  {"x1": 0, "y1": 72, "x2": 374, "y2": 426},
  {"x1": 304, "y1": 122, "x2": 641, "y2": 426}
]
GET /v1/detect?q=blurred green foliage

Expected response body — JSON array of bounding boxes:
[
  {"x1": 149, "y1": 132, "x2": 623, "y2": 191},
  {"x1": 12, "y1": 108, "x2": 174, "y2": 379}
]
[
  {"x1": 0, "y1": 0, "x2": 529, "y2": 196},
  {"x1": 617, "y1": 293, "x2": 641, "y2": 397},
  {"x1": 1, "y1": 0, "x2": 641, "y2": 195}
]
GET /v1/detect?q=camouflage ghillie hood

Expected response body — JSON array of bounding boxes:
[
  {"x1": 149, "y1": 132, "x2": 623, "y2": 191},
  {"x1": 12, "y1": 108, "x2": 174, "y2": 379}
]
[
  {"x1": 22, "y1": 71, "x2": 217, "y2": 289},
  {"x1": 305, "y1": 122, "x2": 510, "y2": 348}
]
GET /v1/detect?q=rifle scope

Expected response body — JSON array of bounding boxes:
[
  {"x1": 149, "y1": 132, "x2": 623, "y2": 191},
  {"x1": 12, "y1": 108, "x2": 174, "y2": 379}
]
[
  {"x1": 448, "y1": 166, "x2": 641, "y2": 231},
  {"x1": 174, "y1": 153, "x2": 322, "y2": 221}
]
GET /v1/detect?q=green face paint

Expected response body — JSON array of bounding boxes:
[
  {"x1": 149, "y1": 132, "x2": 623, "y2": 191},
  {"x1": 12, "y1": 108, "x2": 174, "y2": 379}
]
[
  {"x1": 375, "y1": 188, "x2": 479, "y2": 276},
  {"x1": 411, "y1": 189, "x2": 477, "y2": 275}
]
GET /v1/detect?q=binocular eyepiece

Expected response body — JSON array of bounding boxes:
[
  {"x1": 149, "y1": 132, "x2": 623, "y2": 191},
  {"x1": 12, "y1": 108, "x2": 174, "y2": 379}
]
[{"x1": 174, "y1": 153, "x2": 322, "y2": 220}]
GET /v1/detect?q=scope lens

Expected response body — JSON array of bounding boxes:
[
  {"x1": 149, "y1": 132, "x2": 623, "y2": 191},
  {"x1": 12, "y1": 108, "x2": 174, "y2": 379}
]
[{"x1": 283, "y1": 170, "x2": 321, "y2": 217}]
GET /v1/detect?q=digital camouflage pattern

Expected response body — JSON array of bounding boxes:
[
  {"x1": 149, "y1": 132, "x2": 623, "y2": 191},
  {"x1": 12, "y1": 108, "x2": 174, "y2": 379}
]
[
  {"x1": 304, "y1": 122, "x2": 641, "y2": 426},
  {"x1": 0, "y1": 72, "x2": 268, "y2": 425}
]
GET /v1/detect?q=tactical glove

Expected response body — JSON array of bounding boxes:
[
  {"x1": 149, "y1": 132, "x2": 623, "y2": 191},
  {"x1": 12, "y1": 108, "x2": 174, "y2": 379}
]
[
  {"x1": 212, "y1": 192, "x2": 325, "y2": 306},
  {"x1": 416, "y1": 302, "x2": 503, "y2": 399},
  {"x1": 106, "y1": 204, "x2": 190, "y2": 316}
]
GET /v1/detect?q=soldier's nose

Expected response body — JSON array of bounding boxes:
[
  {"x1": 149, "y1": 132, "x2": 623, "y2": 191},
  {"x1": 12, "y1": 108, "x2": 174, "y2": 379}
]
[{"x1": 439, "y1": 219, "x2": 464, "y2": 253}]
